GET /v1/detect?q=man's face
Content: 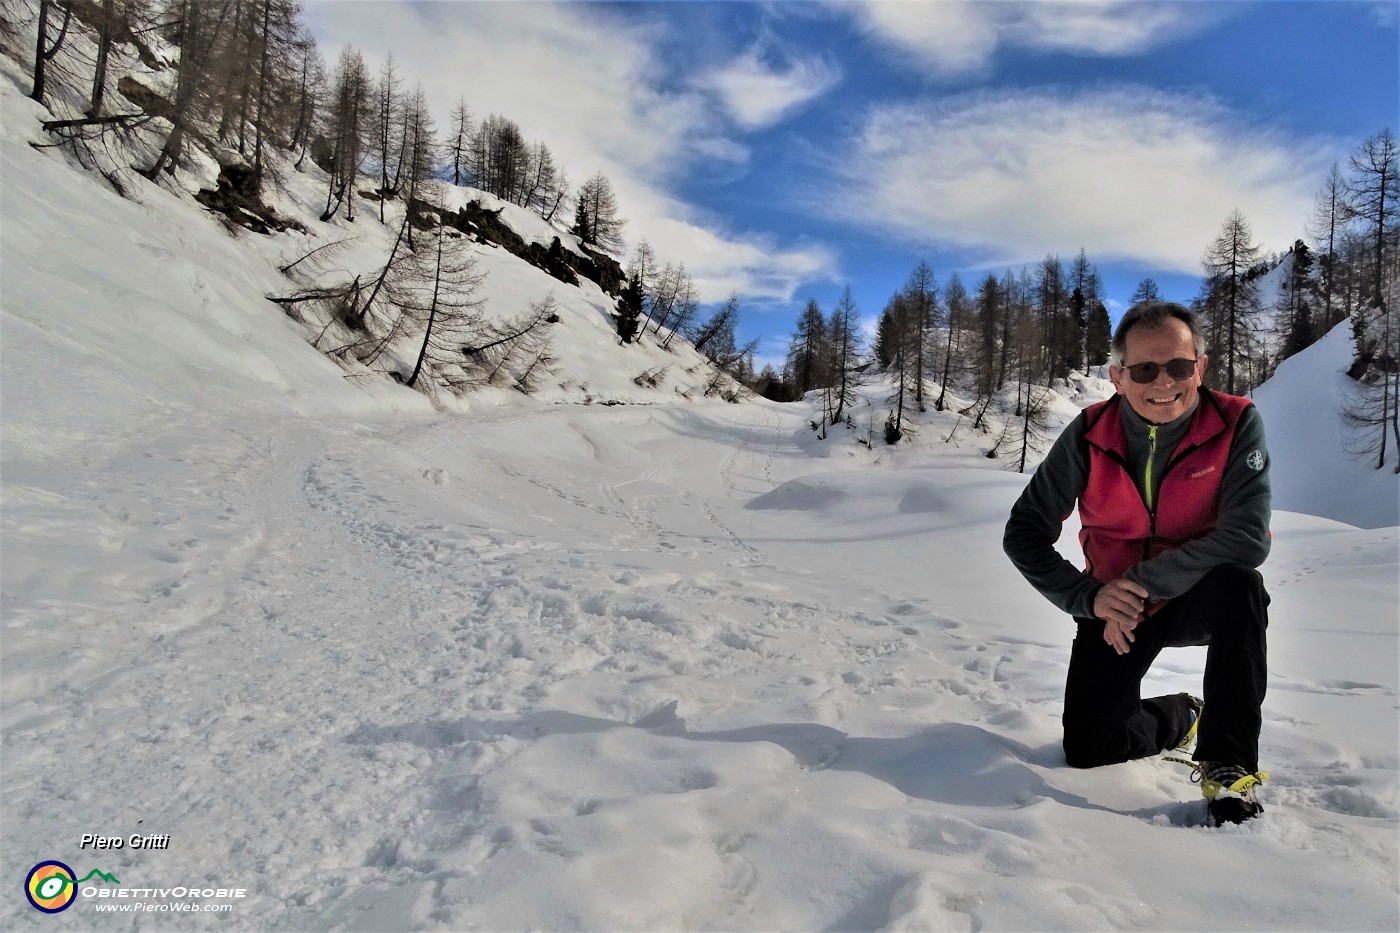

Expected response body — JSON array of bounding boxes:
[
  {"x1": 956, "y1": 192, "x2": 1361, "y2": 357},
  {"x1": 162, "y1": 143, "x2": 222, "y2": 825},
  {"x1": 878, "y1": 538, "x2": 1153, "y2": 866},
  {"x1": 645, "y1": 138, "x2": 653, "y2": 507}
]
[{"x1": 1109, "y1": 318, "x2": 1207, "y2": 424}]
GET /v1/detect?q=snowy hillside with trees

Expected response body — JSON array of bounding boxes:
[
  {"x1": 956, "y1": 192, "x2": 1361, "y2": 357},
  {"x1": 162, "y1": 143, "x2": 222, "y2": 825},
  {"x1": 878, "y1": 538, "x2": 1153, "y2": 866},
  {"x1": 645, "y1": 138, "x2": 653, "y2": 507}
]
[{"x1": 2, "y1": 4, "x2": 1398, "y2": 932}]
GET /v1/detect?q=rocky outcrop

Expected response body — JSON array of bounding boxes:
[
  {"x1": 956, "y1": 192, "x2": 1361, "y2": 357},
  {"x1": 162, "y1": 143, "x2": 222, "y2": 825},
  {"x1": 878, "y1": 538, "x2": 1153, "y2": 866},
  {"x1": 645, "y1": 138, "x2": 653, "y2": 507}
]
[{"x1": 434, "y1": 198, "x2": 624, "y2": 298}]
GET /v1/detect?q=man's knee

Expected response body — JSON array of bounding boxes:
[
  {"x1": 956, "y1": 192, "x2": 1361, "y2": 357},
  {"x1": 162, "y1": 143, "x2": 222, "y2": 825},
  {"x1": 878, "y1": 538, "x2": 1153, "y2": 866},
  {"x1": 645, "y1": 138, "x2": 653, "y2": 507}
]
[
  {"x1": 1063, "y1": 740, "x2": 1104, "y2": 769},
  {"x1": 1062, "y1": 722, "x2": 1118, "y2": 769},
  {"x1": 1195, "y1": 563, "x2": 1267, "y2": 596}
]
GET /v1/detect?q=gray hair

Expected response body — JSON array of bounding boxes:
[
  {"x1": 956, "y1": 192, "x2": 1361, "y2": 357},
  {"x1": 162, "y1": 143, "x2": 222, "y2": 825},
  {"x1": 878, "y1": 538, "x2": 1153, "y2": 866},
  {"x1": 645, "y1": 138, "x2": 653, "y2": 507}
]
[{"x1": 1111, "y1": 301, "x2": 1206, "y2": 365}]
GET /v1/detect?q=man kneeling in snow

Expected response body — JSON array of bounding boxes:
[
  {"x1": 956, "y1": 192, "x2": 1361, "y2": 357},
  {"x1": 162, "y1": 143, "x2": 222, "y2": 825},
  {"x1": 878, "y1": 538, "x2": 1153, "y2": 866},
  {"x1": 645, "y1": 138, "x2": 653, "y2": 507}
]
[{"x1": 1003, "y1": 301, "x2": 1272, "y2": 826}]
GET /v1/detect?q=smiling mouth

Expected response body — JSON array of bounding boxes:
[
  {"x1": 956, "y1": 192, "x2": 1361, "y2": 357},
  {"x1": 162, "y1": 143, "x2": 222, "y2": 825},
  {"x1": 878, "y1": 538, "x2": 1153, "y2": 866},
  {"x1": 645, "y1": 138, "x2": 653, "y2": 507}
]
[{"x1": 1147, "y1": 393, "x2": 1182, "y2": 405}]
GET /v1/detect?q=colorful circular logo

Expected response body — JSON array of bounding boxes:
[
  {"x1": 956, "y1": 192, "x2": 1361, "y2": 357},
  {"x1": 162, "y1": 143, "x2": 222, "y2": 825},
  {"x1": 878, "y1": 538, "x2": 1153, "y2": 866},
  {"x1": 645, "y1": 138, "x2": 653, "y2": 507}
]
[{"x1": 25, "y1": 861, "x2": 77, "y2": 913}]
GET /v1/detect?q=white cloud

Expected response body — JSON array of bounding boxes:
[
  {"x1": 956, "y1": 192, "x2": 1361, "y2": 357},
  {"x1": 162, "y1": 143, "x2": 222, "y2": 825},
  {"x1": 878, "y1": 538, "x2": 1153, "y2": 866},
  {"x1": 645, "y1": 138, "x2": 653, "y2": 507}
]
[
  {"x1": 1009, "y1": 1, "x2": 1200, "y2": 55},
  {"x1": 622, "y1": 182, "x2": 836, "y2": 301},
  {"x1": 835, "y1": 0, "x2": 1206, "y2": 76},
  {"x1": 697, "y1": 48, "x2": 841, "y2": 129},
  {"x1": 304, "y1": 1, "x2": 827, "y2": 302},
  {"x1": 830, "y1": 87, "x2": 1337, "y2": 272}
]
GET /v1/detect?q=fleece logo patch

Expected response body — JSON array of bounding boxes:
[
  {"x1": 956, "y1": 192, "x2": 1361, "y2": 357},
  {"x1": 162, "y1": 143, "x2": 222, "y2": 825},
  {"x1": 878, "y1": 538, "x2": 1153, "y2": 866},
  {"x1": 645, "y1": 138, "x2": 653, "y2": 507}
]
[{"x1": 1246, "y1": 449, "x2": 1265, "y2": 471}]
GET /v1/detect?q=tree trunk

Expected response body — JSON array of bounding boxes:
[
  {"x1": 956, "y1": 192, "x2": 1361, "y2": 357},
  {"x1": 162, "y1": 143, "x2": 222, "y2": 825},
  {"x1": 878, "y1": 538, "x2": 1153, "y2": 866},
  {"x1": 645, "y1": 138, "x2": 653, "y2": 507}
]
[
  {"x1": 88, "y1": 0, "x2": 117, "y2": 117},
  {"x1": 407, "y1": 232, "x2": 445, "y2": 389}
]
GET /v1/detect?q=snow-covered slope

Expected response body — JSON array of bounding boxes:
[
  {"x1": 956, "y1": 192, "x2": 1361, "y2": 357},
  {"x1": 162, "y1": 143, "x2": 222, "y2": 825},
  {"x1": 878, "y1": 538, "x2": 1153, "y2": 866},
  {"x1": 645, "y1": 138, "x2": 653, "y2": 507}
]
[
  {"x1": 1253, "y1": 319, "x2": 1400, "y2": 529},
  {"x1": 3, "y1": 52, "x2": 1397, "y2": 933}
]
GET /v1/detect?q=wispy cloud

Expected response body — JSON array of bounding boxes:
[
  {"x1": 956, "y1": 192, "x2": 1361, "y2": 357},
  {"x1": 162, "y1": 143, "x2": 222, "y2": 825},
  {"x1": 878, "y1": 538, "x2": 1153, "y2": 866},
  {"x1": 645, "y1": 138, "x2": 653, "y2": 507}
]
[
  {"x1": 835, "y1": 0, "x2": 1209, "y2": 76},
  {"x1": 626, "y1": 184, "x2": 836, "y2": 301},
  {"x1": 829, "y1": 87, "x2": 1337, "y2": 272},
  {"x1": 697, "y1": 47, "x2": 841, "y2": 129},
  {"x1": 304, "y1": 1, "x2": 828, "y2": 301}
]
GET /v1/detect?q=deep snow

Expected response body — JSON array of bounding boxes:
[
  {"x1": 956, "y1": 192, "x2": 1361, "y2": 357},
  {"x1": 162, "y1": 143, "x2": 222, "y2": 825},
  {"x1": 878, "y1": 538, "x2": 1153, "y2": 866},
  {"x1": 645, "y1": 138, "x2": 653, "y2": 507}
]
[{"x1": 2, "y1": 58, "x2": 1398, "y2": 932}]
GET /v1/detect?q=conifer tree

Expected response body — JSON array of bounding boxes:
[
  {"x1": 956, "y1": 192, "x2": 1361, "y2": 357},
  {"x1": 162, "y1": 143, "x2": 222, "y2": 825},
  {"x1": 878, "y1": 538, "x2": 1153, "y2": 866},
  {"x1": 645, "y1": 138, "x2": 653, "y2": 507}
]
[
  {"x1": 1085, "y1": 300, "x2": 1112, "y2": 368},
  {"x1": 1279, "y1": 241, "x2": 1318, "y2": 362},
  {"x1": 616, "y1": 273, "x2": 643, "y2": 344},
  {"x1": 1068, "y1": 250, "x2": 1100, "y2": 375}
]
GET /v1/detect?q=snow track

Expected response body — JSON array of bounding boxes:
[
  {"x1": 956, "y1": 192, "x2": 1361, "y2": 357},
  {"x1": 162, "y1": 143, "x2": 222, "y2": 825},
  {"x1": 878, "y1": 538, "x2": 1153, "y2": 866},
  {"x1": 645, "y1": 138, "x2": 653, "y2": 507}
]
[{"x1": 5, "y1": 398, "x2": 1396, "y2": 931}]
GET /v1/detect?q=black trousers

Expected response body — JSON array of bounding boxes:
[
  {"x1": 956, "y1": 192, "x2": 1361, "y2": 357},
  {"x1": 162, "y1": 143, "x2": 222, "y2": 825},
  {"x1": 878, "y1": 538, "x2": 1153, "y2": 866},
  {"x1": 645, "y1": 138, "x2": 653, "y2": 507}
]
[{"x1": 1063, "y1": 564, "x2": 1269, "y2": 772}]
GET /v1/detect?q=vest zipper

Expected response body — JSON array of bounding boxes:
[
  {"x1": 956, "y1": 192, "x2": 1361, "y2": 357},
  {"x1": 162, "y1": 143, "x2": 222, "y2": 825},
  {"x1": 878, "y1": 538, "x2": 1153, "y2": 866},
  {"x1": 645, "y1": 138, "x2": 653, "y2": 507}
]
[
  {"x1": 1144, "y1": 425, "x2": 1158, "y2": 511},
  {"x1": 1142, "y1": 425, "x2": 1159, "y2": 562}
]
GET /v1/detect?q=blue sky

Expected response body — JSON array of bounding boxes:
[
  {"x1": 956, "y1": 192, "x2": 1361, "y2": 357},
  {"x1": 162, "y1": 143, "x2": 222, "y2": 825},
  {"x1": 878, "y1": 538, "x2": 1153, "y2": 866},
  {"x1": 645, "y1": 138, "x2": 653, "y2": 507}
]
[{"x1": 306, "y1": 1, "x2": 1398, "y2": 370}]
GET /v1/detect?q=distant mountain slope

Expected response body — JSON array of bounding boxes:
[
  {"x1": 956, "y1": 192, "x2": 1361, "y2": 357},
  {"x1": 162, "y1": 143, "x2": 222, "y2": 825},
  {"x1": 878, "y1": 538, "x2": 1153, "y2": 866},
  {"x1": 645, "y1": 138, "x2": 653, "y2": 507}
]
[{"x1": 1252, "y1": 320, "x2": 1399, "y2": 529}]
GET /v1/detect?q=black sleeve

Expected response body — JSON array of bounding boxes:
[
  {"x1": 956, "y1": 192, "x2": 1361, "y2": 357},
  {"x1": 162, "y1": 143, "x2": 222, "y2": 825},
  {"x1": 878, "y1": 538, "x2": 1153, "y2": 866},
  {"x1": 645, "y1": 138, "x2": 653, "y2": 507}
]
[{"x1": 1003, "y1": 411, "x2": 1102, "y2": 619}]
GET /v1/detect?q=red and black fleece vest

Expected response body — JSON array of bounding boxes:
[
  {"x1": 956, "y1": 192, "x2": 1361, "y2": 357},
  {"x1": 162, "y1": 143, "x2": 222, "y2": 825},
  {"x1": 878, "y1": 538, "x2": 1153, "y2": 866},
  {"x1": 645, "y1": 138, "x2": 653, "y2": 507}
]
[{"x1": 1077, "y1": 389, "x2": 1254, "y2": 593}]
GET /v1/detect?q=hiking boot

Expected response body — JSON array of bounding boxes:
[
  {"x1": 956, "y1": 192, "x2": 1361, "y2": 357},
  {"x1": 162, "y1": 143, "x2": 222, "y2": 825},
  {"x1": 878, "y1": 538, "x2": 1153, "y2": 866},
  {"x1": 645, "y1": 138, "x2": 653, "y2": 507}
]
[
  {"x1": 1174, "y1": 694, "x2": 1204, "y2": 752},
  {"x1": 1196, "y1": 761, "x2": 1269, "y2": 826}
]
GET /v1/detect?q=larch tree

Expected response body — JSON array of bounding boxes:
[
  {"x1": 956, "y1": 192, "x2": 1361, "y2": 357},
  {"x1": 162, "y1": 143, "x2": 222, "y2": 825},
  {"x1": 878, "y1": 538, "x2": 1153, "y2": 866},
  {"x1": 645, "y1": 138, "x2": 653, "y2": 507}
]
[
  {"x1": 287, "y1": 26, "x2": 325, "y2": 169},
  {"x1": 901, "y1": 260, "x2": 940, "y2": 412},
  {"x1": 787, "y1": 298, "x2": 830, "y2": 398},
  {"x1": 1131, "y1": 278, "x2": 1162, "y2": 303},
  {"x1": 826, "y1": 286, "x2": 864, "y2": 427},
  {"x1": 319, "y1": 46, "x2": 371, "y2": 222},
  {"x1": 1036, "y1": 255, "x2": 1073, "y2": 381},
  {"x1": 447, "y1": 97, "x2": 472, "y2": 186},
  {"x1": 404, "y1": 229, "x2": 486, "y2": 392},
  {"x1": 87, "y1": 0, "x2": 119, "y2": 117},
  {"x1": 935, "y1": 271, "x2": 969, "y2": 411},
  {"x1": 576, "y1": 172, "x2": 625, "y2": 254},
  {"x1": 31, "y1": 0, "x2": 75, "y2": 106},
  {"x1": 1201, "y1": 209, "x2": 1263, "y2": 394},
  {"x1": 372, "y1": 52, "x2": 403, "y2": 221},
  {"x1": 880, "y1": 293, "x2": 916, "y2": 443},
  {"x1": 1345, "y1": 128, "x2": 1397, "y2": 312},
  {"x1": 1309, "y1": 163, "x2": 1348, "y2": 330},
  {"x1": 397, "y1": 83, "x2": 435, "y2": 249},
  {"x1": 146, "y1": 0, "x2": 216, "y2": 181},
  {"x1": 968, "y1": 273, "x2": 1004, "y2": 432},
  {"x1": 1341, "y1": 128, "x2": 1400, "y2": 469},
  {"x1": 661, "y1": 272, "x2": 699, "y2": 350}
]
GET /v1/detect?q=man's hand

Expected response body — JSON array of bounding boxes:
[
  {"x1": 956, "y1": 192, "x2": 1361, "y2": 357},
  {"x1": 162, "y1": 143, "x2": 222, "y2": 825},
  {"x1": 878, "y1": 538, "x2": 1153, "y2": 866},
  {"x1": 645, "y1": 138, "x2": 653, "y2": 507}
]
[{"x1": 1094, "y1": 577, "x2": 1150, "y2": 655}]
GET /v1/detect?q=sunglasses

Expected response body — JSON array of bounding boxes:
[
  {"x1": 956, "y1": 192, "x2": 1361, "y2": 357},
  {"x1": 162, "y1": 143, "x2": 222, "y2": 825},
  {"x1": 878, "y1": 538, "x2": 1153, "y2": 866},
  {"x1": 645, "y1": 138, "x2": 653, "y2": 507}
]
[{"x1": 1121, "y1": 358, "x2": 1199, "y2": 384}]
